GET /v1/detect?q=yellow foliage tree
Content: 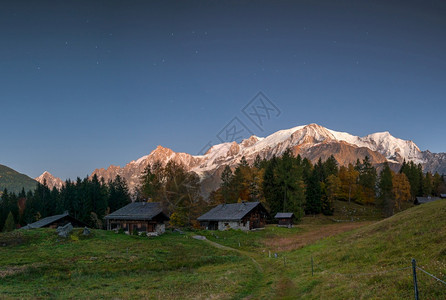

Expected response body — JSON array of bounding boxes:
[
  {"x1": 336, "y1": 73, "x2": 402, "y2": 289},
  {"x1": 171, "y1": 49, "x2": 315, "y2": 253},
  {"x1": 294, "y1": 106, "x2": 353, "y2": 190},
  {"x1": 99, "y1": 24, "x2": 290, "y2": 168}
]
[
  {"x1": 392, "y1": 172, "x2": 411, "y2": 212},
  {"x1": 338, "y1": 164, "x2": 359, "y2": 203}
]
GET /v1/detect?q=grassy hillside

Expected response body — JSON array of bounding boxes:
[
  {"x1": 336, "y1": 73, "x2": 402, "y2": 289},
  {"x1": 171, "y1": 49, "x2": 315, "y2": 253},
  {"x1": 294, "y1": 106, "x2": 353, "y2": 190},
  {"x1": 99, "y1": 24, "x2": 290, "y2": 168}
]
[
  {"x1": 1, "y1": 200, "x2": 445, "y2": 299},
  {"x1": 201, "y1": 200, "x2": 446, "y2": 299},
  {"x1": 284, "y1": 199, "x2": 446, "y2": 299},
  {"x1": 0, "y1": 229, "x2": 257, "y2": 299},
  {"x1": 0, "y1": 164, "x2": 37, "y2": 194}
]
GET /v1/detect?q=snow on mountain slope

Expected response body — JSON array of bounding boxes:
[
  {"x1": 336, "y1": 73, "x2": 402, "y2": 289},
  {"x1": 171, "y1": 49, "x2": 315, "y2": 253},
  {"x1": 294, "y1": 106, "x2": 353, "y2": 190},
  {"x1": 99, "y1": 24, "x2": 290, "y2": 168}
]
[
  {"x1": 88, "y1": 123, "x2": 442, "y2": 197},
  {"x1": 328, "y1": 129, "x2": 423, "y2": 163}
]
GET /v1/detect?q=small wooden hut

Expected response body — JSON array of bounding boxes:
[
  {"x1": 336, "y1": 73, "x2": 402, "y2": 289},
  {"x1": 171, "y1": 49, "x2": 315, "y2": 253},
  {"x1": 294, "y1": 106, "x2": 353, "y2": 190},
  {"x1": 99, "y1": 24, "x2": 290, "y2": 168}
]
[{"x1": 274, "y1": 212, "x2": 294, "y2": 227}]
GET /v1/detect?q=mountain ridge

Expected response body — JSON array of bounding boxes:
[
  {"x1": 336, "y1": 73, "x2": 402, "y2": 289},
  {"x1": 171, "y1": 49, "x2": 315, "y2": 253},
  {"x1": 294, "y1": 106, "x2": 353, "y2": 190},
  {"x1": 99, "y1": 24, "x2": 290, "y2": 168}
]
[
  {"x1": 0, "y1": 164, "x2": 38, "y2": 194},
  {"x1": 85, "y1": 123, "x2": 446, "y2": 197}
]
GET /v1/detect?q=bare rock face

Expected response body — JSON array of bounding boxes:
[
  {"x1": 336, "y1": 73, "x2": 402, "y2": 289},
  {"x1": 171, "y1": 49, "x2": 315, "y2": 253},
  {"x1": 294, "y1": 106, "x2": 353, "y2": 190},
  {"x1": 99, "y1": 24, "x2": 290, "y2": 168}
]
[
  {"x1": 35, "y1": 171, "x2": 64, "y2": 190},
  {"x1": 57, "y1": 223, "x2": 73, "y2": 238},
  {"x1": 44, "y1": 123, "x2": 446, "y2": 199}
]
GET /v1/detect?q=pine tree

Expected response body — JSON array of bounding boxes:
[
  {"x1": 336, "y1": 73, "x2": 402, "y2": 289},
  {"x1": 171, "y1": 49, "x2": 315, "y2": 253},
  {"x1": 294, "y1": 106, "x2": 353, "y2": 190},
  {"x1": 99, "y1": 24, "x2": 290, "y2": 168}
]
[
  {"x1": 239, "y1": 156, "x2": 248, "y2": 167},
  {"x1": 323, "y1": 174, "x2": 340, "y2": 215},
  {"x1": 422, "y1": 172, "x2": 433, "y2": 196},
  {"x1": 400, "y1": 161, "x2": 421, "y2": 200},
  {"x1": 3, "y1": 211, "x2": 15, "y2": 232},
  {"x1": 357, "y1": 156, "x2": 377, "y2": 204},
  {"x1": 253, "y1": 154, "x2": 262, "y2": 169},
  {"x1": 263, "y1": 156, "x2": 280, "y2": 218},
  {"x1": 140, "y1": 161, "x2": 163, "y2": 201},
  {"x1": 231, "y1": 166, "x2": 246, "y2": 201},
  {"x1": 324, "y1": 155, "x2": 338, "y2": 178},
  {"x1": 108, "y1": 175, "x2": 131, "y2": 213},
  {"x1": 220, "y1": 165, "x2": 233, "y2": 203},
  {"x1": 378, "y1": 163, "x2": 394, "y2": 216},
  {"x1": 432, "y1": 172, "x2": 443, "y2": 196},
  {"x1": 305, "y1": 169, "x2": 322, "y2": 214},
  {"x1": 275, "y1": 149, "x2": 305, "y2": 221}
]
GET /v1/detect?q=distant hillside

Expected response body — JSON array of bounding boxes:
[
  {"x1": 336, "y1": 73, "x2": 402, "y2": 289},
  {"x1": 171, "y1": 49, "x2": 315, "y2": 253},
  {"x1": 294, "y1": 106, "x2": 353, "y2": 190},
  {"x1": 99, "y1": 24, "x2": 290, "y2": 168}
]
[{"x1": 0, "y1": 164, "x2": 37, "y2": 194}]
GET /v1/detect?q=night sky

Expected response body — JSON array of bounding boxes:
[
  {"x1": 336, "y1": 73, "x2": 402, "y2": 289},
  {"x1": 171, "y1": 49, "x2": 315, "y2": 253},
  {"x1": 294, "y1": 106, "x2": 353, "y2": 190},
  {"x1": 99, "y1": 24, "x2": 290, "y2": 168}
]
[{"x1": 1, "y1": 0, "x2": 445, "y2": 180}]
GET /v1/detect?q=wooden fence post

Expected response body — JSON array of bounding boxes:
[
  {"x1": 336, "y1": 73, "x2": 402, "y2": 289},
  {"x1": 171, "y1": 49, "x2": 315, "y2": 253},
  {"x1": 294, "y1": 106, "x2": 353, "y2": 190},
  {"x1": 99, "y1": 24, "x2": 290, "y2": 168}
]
[{"x1": 412, "y1": 258, "x2": 419, "y2": 300}]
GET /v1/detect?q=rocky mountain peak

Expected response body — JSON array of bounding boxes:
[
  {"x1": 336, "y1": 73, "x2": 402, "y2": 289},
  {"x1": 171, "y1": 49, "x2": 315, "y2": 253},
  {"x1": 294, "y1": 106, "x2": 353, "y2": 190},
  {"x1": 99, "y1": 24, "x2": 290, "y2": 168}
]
[
  {"x1": 35, "y1": 171, "x2": 64, "y2": 190},
  {"x1": 62, "y1": 123, "x2": 445, "y2": 198}
]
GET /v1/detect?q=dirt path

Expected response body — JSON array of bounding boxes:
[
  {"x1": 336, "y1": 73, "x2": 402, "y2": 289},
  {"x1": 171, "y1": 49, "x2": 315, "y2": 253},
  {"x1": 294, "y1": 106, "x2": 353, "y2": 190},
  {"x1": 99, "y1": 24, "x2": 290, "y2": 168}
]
[
  {"x1": 263, "y1": 221, "x2": 373, "y2": 252},
  {"x1": 192, "y1": 235, "x2": 263, "y2": 271}
]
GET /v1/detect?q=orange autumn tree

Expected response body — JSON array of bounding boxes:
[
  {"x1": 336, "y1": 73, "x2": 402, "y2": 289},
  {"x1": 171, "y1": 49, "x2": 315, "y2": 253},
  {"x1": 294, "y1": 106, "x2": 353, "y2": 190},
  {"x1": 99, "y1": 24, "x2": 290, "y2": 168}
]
[
  {"x1": 338, "y1": 164, "x2": 359, "y2": 203},
  {"x1": 392, "y1": 172, "x2": 411, "y2": 212}
]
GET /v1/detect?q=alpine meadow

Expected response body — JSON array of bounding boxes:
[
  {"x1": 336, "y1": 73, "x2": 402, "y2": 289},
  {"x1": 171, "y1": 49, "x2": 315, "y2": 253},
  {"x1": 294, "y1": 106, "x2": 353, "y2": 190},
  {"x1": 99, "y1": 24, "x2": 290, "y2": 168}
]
[{"x1": 1, "y1": 1, "x2": 446, "y2": 299}]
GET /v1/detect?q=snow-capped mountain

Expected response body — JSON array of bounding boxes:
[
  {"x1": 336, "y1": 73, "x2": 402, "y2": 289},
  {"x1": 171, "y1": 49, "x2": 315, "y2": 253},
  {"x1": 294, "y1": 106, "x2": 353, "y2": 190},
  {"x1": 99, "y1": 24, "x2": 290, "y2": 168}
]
[
  {"x1": 90, "y1": 123, "x2": 446, "y2": 197},
  {"x1": 35, "y1": 171, "x2": 64, "y2": 190}
]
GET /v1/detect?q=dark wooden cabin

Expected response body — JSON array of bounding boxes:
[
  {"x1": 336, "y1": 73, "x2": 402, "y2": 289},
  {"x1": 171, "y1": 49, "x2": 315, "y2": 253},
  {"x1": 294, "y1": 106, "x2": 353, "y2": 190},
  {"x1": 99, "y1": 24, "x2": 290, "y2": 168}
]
[
  {"x1": 197, "y1": 201, "x2": 269, "y2": 231},
  {"x1": 415, "y1": 196, "x2": 441, "y2": 205},
  {"x1": 104, "y1": 202, "x2": 169, "y2": 234},
  {"x1": 22, "y1": 212, "x2": 88, "y2": 229},
  {"x1": 274, "y1": 212, "x2": 294, "y2": 227}
]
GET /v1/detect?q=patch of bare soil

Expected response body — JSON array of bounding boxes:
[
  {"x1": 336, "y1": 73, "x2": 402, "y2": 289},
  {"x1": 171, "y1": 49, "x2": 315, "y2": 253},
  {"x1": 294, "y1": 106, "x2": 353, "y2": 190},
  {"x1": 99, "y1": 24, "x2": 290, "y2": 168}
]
[
  {"x1": 264, "y1": 222, "x2": 374, "y2": 252},
  {"x1": 0, "y1": 265, "x2": 28, "y2": 278}
]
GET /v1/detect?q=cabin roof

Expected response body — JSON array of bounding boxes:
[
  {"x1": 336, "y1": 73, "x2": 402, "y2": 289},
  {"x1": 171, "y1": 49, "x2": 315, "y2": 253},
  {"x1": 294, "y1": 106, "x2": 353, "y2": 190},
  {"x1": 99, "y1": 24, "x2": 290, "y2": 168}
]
[
  {"x1": 104, "y1": 202, "x2": 169, "y2": 221},
  {"x1": 274, "y1": 212, "x2": 294, "y2": 219},
  {"x1": 415, "y1": 196, "x2": 441, "y2": 204},
  {"x1": 22, "y1": 212, "x2": 86, "y2": 229},
  {"x1": 197, "y1": 202, "x2": 266, "y2": 221}
]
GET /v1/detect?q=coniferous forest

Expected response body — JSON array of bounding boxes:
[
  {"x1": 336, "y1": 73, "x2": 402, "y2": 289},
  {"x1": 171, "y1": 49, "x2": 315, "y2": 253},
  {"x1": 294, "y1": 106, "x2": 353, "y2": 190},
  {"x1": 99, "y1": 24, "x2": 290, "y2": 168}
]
[
  {"x1": 0, "y1": 149, "x2": 445, "y2": 232},
  {"x1": 0, "y1": 175, "x2": 131, "y2": 232},
  {"x1": 209, "y1": 150, "x2": 446, "y2": 221}
]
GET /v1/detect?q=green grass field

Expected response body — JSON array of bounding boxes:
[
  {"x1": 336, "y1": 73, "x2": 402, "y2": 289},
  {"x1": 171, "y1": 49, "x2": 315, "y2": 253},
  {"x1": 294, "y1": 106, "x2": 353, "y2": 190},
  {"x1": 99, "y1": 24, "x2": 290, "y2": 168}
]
[{"x1": 1, "y1": 200, "x2": 445, "y2": 299}]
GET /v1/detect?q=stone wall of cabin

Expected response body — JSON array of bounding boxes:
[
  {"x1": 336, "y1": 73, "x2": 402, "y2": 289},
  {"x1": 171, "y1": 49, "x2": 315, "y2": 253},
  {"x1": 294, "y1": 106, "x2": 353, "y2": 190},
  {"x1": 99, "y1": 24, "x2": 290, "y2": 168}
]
[
  {"x1": 155, "y1": 223, "x2": 165, "y2": 234},
  {"x1": 217, "y1": 221, "x2": 250, "y2": 231}
]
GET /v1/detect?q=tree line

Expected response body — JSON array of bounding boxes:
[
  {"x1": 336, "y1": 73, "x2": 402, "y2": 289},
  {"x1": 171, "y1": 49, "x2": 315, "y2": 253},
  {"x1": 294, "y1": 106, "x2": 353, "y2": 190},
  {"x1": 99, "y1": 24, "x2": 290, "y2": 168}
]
[
  {"x1": 1, "y1": 152, "x2": 445, "y2": 231},
  {"x1": 210, "y1": 150, "x2": 446, "y2": 220},
  {"x1": 0, "y1": 175, "x2": 131, "y2": 232},
  {"x1": 139, "y1": 160, "x2": 205, "y2": 227}
]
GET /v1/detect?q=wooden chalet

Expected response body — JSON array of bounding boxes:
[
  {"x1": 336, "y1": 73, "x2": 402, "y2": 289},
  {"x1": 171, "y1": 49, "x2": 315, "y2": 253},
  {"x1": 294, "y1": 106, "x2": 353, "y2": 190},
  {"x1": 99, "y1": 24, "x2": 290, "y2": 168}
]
[
  {"x1": 415, "y1": 196, "x2": 441, "y2": 205},
  {"x1": 197, "y1": 201, "x2": 269, "y2": 231},
  {"x1": 22, "y1": 212, "x2": 87, "y2": 229},
  {"x1": 274, "y1": 212, "x2": 294, "y2": 227},
  {"x1": 104, "y1": 202, "x2": 169, "y2": 234}
]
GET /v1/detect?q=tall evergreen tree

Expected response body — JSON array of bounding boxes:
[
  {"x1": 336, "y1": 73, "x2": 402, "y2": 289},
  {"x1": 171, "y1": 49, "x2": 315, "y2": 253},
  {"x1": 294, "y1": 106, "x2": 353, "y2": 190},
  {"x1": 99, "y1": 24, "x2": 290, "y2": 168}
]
[
  {"x1": 378, "y1": 163, "x2": 394, "y2": 216},
  {"x1": 324, "y1": 155, "x2": 339, "y2": 178},
  {"x1": 263, "y1": 155, "x2": 280, "y2": 217},
  {"x1": 274, "y1": 149, "x2": 306, "y2": 220},
  {"x1": 108, "y1": 175, "x2": 131, "y2": 213},
  {"x1": 253, "y1": 154, "x2": 262, "y2": 169},
  {"x1": 3, "y1": 211, "x2": 15, "y2": 232},
  {"x1": 220, "y1": 165, "x2": 233, "y2": 203},
  {"x1": 305, "y1": 169, "x2": 322, "y2": 214}
]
